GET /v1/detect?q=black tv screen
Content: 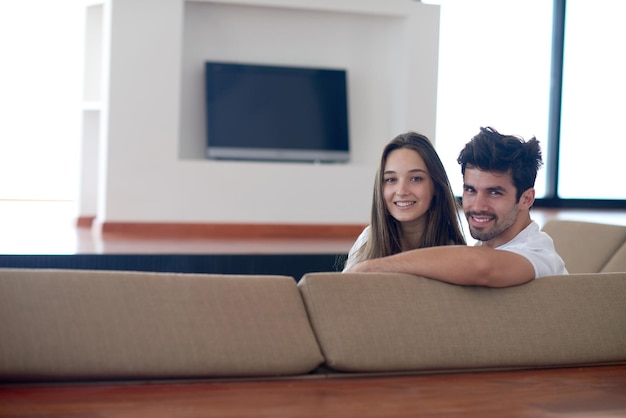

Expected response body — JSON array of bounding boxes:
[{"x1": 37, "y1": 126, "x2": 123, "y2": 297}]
[{"x1": 204, "y1": 61, "x2": 350, "y2": 163}]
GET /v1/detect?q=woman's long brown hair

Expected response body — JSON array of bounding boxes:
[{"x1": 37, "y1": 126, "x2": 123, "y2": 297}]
[{"x1": 351, "y1": 132, "x2": 466, "y2": 265}]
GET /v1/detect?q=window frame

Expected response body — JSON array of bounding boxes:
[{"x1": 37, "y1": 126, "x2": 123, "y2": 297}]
[{"x1": 539, "y1": 0, "x2": 626, "y2": 209}]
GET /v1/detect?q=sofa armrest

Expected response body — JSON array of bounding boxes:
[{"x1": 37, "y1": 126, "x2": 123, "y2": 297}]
[{"x1": 541, "y1": 220, "x2": 626, "y2": 273}]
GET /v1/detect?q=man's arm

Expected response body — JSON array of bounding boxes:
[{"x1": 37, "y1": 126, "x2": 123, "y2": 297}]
[{"x1": 346, "y1": 245, "x2": 535, "y2": 287}]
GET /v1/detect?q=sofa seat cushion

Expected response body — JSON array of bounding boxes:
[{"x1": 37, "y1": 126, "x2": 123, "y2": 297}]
[
  {"x1": 0, "y1": 269, "x2": 324, "y2": 382},
  {"x1": 298, "y1": 272, "x2": 626, "y2": 373}
]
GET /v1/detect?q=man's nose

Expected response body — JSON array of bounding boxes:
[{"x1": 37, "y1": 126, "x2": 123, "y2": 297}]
[{"x1": 472, "y1": 192, "x2": 490, "y2": 211}]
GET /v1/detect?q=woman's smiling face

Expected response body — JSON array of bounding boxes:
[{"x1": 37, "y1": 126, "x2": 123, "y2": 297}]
[{"x1": 382, "y1": 148, "x2": 435, "y2": 225}]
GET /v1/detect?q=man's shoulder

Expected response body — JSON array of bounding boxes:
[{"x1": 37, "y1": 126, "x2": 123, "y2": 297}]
[
  {"x1": 497, "y1": 221, "x2": 568, "y2": 277},
  {"x1": 499, "y1": 221, "x2": 548, "y2": 248}
]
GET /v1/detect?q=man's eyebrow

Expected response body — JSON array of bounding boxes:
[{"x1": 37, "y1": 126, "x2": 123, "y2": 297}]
[
  {"x1": 463, "y1": 184, "x2": 507, "y2": 192},
  {"x1": 486, "y1": 185, "x2": 507, "y2": 192},
  {"x1": 480, "y1": 185, "x2": 508, "y2": 194}
]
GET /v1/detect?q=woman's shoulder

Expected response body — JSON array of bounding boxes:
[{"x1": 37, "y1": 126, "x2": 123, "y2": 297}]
[
  {"x1": 356, "y1": 225, "x2": 371, "y2": 241},
  {"x1": 348, "y1": 226, "x2": 370, "y2": 254},
  {"x1": 343, "y1": 226, "x2": 371, "y2": 272}
]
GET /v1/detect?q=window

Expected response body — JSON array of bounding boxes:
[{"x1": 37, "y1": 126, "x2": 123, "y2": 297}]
[
  {"x1": 558, "y1": 0, "x2": 626, "y2": 200},
  {"x1": 432, "y1": 0, "x2": 553, "y2": 198},
  {"x1": 0, "y1": 2, "x2": 82, "y2": 201},
  {"x1": 428, "y1": 0, "x2": 626, "y2": 207}
]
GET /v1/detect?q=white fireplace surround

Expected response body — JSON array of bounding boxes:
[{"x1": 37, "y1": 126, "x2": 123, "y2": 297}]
[{"x1": 80, "y1": 0, "x2": 440, "y2": 227}]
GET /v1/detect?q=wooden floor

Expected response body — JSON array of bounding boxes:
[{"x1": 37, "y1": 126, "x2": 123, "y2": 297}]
[
  {"x1": 1, "y1": 365, "x2": 626, "y2": 417},
  {"x1": 0, "y1": 200, "x2": 625, "y2": 255},
  {"x1": 0, "y1": 201, "x2": 358, "y2": 255}
]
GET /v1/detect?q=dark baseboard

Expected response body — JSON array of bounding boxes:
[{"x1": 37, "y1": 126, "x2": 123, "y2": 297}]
[{"x1": 0, "y1": 253, "x2": 347, "y2": 282}]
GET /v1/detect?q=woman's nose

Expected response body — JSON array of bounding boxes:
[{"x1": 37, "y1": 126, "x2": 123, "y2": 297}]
[{"x1": 396, "y1": 180, "x2": 409, "y2": 196}]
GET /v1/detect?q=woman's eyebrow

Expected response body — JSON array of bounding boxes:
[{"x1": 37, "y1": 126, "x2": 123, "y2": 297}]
[{"x1": 384, "y1": 168, "x2": 427, "y2": 175}]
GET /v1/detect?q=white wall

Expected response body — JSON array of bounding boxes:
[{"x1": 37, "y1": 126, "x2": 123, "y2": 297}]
[
  {"x1": 0, "y1": 2, "x2": 83, "y2": 201},
  {"x1": 82, "y1": 0, "x2": 440, "y2": 226}
]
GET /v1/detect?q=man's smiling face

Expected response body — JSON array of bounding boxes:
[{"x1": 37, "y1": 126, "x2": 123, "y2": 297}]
[{"x1": 462, "y1": 166, "x2": 529, "y2": 247}]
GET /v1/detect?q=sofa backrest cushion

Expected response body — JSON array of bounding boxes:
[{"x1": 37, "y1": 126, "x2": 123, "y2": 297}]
[
  {"x1": 602, "y1": 241, "x2": 626, "y2": 273},
  {"x1": 0, "y1": 269, "x2": 324, "y2": 382},
  {"x1": 541, "y1": 220, "x2": 626, "y2": 273},
  {"x1": 298, "y1": 272, "x2": 626, "y2": 373}
]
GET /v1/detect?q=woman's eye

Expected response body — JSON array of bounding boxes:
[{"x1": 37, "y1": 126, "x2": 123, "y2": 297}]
[
  {"x1": 411, "y1": 176, "x2": 423, "y2": 182},
  {"x1": 383, "y1": 177, "x2": 395, "y2": 184}
]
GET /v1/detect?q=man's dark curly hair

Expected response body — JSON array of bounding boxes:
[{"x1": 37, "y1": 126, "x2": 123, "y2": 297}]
[{"x1": 457, "y1": 126, "x2": 543, "y2": 202}]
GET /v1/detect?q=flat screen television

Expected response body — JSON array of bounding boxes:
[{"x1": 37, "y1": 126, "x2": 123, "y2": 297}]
[{"x1": 204, "y1": 61, "x2": 350, "y2": 163}]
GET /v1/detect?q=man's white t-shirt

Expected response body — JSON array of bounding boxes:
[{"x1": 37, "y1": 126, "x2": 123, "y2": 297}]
[{"x1": 476, "y1": 220, "x2": 568, "y2": 278}]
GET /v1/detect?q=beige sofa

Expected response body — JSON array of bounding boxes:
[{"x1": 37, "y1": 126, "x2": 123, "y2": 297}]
[{"x1": 1, "y1": 219, "x2": 625, "y2": 383}]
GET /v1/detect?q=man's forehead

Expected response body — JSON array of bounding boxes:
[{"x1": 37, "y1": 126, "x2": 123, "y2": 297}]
[{"x1": 463, "y1": 166, "x2": 515, "y2": 187}]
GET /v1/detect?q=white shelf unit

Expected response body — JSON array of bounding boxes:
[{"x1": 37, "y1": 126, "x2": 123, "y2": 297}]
[
  {"x1": 78, "y1": 1, "x2": 105, "y2": 219},
  {"x1": 78, "y1": 0, "x2": 440, "y2": 227}
]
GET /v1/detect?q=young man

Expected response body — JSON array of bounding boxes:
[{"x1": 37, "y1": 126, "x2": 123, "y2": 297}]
[{"x1": 345, "y1": 127, "x2": 568, "y2": 287}]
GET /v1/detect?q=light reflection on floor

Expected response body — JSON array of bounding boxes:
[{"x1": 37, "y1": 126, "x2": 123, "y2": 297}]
[{"x1": 0, "y1": 200, "x2": 624, "y2": 255}]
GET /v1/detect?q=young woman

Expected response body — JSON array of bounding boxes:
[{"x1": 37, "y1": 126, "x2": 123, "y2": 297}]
[{"x1": 343, "y1": 132, "x2": 466, "y2": 271}]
